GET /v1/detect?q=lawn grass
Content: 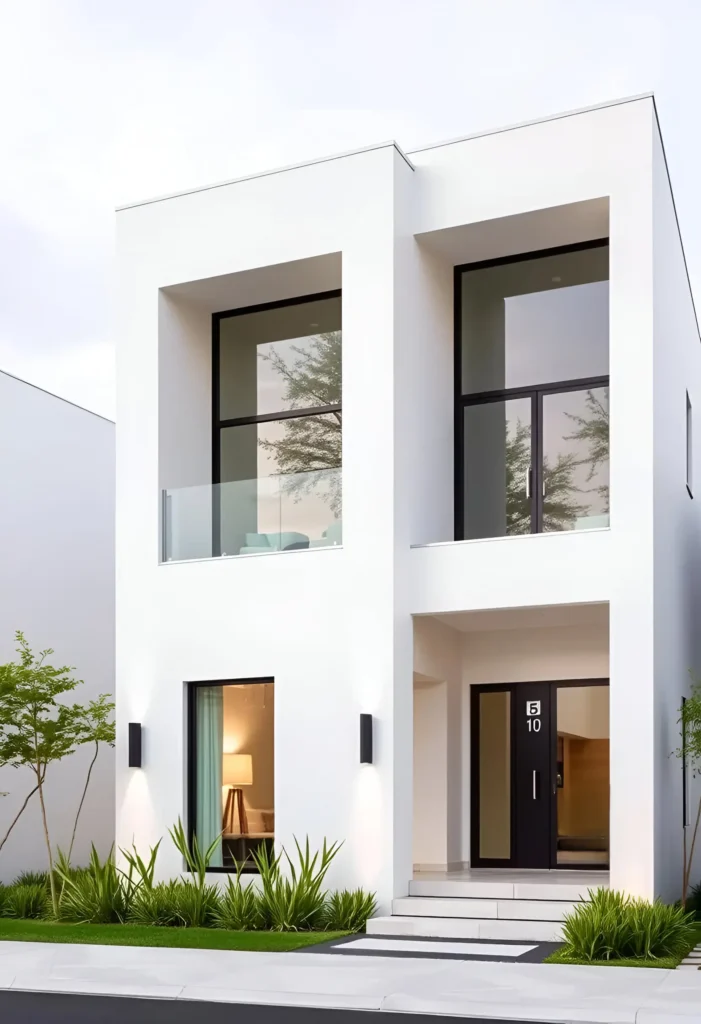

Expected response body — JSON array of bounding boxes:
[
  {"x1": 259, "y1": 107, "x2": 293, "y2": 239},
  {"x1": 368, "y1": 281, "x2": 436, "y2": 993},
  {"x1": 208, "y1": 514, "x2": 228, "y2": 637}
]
[
  {"x1": 0, "y1": 918, "x2": 348, "y2": 951},
  {"x1": 544, "y1": 948, "x2": 679, "y2": 969}
]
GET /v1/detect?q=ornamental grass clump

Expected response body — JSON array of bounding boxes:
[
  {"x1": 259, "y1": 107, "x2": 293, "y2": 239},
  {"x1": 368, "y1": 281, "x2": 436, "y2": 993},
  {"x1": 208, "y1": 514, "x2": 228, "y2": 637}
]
[
  {"x1": 323, "y1": 889, "x2": 377, "y2": 932},
  {"x1": 214, "y1": 863, "x2": 262, "y2": 931},
  {"x1": 560, "y1": 887, "x2": 695, "y2": 962},
  {"x1": 54, "y1": 845, "x2": 127, "y2": 924},
  {"x1": 3, "y1": 883, "x2": 48, "y2": 919},
  {"x1": 254, "y1": 837, "x2": 341, "y2": 931}
]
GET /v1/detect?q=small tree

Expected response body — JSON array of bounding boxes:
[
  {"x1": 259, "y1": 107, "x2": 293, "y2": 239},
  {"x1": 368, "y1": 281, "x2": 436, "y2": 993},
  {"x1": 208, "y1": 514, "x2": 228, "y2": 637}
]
[
  {"x1": 676, "y1": 680, "x2": 701, "y2": 907},
  {"x1": 67, "y1": 694, "x2": 116, "y2": 863},
  {"x1": 0, "y1": 633, "x2": 92, "y2": 915}
]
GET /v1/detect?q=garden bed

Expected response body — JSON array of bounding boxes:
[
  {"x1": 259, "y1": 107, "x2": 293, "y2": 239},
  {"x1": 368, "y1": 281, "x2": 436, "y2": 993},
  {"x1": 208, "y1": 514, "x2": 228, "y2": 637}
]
[{"x1": 0, "y1": 918, "x2": 348, "y2": 951}]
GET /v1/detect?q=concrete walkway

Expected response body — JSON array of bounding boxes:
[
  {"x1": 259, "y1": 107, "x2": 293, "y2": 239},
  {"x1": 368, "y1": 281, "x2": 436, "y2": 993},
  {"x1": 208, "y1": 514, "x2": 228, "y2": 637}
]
[{"x1": 0, "y1": 940, "x2": 701, "y2": 1022}]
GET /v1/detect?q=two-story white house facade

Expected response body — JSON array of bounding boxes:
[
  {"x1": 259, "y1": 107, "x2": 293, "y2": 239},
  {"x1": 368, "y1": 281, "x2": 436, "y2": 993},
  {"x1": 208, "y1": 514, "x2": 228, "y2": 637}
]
[{"x1": 116, "y1": 94, "x2": 701, "y2": 941}]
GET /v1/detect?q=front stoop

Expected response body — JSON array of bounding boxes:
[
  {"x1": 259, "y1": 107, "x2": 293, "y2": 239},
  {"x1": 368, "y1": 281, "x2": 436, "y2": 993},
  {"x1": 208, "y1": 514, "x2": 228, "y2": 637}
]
[{"x1": 367, "y1": 877, "x2": 597, "y2": 943}]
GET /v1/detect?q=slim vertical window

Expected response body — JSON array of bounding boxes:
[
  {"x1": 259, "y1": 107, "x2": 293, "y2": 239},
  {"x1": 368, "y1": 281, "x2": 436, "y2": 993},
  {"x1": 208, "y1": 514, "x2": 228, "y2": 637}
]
[
  {"x1": 687, "y1": 392, "x2": 693, "y2": 497},
  {"x1": 682, "y1": 696, "x2": 689, "y2": 829},
  {"x1": 189, "y1": 679, "x2": 274, "y2": 872}
]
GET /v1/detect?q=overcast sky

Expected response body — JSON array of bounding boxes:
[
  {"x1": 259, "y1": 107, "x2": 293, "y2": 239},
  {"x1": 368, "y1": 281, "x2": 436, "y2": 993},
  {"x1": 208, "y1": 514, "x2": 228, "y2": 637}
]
[{"x1": 1, "y1": 0, "x2": 699, "y2": 419}]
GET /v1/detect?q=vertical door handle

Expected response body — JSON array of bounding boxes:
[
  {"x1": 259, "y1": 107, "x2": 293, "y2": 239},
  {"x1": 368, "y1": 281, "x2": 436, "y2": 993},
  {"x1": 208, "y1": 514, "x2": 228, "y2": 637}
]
[
  {"x1": 532, "y1": 769, "x2": 539, "y2": 800},
  {"x1": 525, "y1": 468, "x2": 531, "y2": 500}
]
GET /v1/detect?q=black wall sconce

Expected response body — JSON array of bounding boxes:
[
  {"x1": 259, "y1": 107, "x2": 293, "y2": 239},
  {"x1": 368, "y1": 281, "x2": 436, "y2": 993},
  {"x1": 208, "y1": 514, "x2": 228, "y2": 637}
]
[
  {"x1": 128, "y1": 723, "x2": 142, "y2": 768},
  {"x1": 360, "y1": 714, "x2": 373, "y2": 764}
]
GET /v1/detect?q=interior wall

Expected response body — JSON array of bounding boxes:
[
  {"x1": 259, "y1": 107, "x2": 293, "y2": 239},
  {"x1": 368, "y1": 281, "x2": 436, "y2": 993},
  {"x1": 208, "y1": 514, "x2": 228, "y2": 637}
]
[
  {"x1": 222, "y1": 682, "x2": 274, "y2": 818},
  {"x1": 558, "y1": 685, "x2": 609, "y2": 739}
]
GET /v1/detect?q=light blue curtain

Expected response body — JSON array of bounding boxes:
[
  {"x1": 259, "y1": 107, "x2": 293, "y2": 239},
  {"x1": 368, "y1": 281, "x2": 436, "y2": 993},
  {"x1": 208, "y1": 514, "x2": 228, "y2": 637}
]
[{"x1": 196, "y1": 686, "x2": 223, "y2": 867}]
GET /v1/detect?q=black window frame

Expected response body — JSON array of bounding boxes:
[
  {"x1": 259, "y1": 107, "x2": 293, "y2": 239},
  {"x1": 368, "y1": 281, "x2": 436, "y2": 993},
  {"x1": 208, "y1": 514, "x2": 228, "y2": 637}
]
[
  {"x1": 454, "y1": 239, "x2": 610, "y2": 540},
  {"x1": 187, "y1": 676, "x2": 275, "y2": 875},
  {"x1": 211, "y1": 289, "x2": 342, "y2": 555}
]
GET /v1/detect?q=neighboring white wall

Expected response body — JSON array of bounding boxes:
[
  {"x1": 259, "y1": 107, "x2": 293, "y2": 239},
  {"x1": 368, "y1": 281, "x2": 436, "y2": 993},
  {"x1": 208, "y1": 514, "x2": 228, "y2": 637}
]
[
  {"x1": 0, "y1": 372, "x2": 115, "y2": 883},
  {"x1": 651, "y1": 118, "x2": 701, "y2": 901}
]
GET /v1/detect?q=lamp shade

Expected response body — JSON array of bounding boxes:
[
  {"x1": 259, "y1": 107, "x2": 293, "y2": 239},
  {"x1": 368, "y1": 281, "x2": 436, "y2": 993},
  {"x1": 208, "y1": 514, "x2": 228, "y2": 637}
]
[{"x1": 223, "y1": 753, "x2": 253, "y2": 787}]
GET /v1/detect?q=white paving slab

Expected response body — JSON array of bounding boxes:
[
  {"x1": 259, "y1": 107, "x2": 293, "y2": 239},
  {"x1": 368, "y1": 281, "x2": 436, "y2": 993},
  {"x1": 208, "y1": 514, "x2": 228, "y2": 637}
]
[
  {"x1": 0, "y1": 937, "x2": 701, "y2": 1021},
  {"x1": 341, "y1": 937, "x2": 536, "y2": 956}
]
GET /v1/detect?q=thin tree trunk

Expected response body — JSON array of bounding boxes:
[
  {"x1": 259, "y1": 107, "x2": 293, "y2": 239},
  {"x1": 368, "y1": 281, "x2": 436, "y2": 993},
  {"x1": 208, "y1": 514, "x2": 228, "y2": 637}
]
[
  {"x1": 0, "y1": 783, "x2": 40, "y2": 852},
  {"x1": 683, "y1": 824, "x2": 689, "y2": 909},
  {"x1": 683, "y1": 796, "x2": 701, "y2": 908},
  {"x1": 67, "y1": 741, "x2": 98, "y2": 864},
  {"x1": 36, "y1": 766, "x2": 57, "y2": 916}
]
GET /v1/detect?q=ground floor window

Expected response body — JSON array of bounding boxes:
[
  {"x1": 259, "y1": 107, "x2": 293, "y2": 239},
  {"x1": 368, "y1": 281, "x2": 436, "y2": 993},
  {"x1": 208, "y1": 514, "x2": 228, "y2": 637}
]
[{"x1": 189, "y1": 679, "x2": 274, "y2": 871}]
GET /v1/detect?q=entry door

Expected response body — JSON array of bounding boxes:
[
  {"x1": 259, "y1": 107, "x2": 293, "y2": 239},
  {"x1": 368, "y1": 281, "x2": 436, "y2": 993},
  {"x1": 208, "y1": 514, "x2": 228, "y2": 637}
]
[
  {"x1": 471, "y1": 682, "x2": 553, "y2": 869},
  {"x1": 512, "y1": 682, "x2": 553, "y2": 868}
]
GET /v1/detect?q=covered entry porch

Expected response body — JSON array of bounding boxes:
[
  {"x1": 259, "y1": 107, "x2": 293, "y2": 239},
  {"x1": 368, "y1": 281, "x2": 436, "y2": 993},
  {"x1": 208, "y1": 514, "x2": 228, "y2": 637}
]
[{"x1": 412, "y1": 602, "x2": 610, "y2": 877}]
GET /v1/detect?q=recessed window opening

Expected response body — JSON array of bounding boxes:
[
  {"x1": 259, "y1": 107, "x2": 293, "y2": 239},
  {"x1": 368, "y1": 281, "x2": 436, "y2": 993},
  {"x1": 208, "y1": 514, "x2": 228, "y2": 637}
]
[{"x1": 189, "y1": 679, "x2": 274, "y2": 872}]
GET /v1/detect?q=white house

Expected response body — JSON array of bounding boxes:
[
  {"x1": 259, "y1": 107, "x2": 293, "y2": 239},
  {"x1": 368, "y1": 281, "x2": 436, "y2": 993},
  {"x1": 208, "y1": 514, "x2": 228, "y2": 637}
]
[
  {"x1": 0, "y1": 370, "x2": 115, "y2": 883},
  {"x1": 115, "y1": 94, "x2": 701, "y2": 941}
]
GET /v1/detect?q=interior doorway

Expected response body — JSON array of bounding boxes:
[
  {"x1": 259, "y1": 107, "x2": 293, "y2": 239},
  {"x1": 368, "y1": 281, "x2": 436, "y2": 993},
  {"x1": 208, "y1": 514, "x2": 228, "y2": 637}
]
[{"x1": 470, "y1": 679, "x2": 609, "y2": 869}]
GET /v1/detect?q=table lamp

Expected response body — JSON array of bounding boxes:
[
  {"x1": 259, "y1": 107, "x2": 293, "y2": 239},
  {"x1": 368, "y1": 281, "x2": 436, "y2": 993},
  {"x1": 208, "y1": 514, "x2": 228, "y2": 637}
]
[{"x1": 222, "y1": 753, "x2": 253, "y2": 834}]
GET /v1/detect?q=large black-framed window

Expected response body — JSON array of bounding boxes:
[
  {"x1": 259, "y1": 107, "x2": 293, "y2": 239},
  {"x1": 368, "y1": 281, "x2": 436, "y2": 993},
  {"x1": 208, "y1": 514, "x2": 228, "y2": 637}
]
[
  {"x1": 455, "y1": 240, "x2": 610, "y2": 541},
  {"x1": 212, "y1": 290, "x2": 342, "y2": 557},
  {"x1": 188, "y1": 678, "x2": 274, "y2": 874}
]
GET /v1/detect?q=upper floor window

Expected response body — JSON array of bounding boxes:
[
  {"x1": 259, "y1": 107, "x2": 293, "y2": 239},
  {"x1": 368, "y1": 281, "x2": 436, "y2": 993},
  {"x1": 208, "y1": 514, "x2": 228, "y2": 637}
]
[
  {"x1": 213, "y1": 292, "x2": 342, "y2": 556},
  {"x1": 457, "y1": 241, "x2": 610, "y2": 540}
]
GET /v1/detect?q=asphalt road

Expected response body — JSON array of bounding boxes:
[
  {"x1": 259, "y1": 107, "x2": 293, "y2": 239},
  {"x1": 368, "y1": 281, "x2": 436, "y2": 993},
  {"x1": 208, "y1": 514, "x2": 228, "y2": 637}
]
[{"x1": 0, "y1": 991, "x2": 547, "y2": 1023}]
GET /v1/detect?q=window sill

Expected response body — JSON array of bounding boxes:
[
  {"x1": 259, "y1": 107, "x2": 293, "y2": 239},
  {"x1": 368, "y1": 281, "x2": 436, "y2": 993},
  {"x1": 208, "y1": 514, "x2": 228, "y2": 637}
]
[{"x1": 411, "y1": 527, "x2": 611, "y2": 550}]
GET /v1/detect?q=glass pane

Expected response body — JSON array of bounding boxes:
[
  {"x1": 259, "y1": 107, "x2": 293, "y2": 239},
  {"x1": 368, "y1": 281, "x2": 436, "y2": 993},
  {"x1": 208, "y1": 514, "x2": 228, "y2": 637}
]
[
  {"x1": 219, "y1": 296, "x2": 341, "y2": 419},
  {"x1": 461, "y1": 246, "x2": 608, "y2": 394},
  {"x1": 464, "y1": 397, "x2": 531, "y2": 539},
  {"x1": 556, "y1": 686, "x2": 609, "y2": 866},
  {"x1": 162, "y1": 471, "x2": 342, "y2": 562},
  {"x1": 479, "y1": 690, "x2": 511, "y2": 860},
  {"x1": 193, "y1": 682, "x2": 275, "y2": 873},
  {"x1": 542, "y1": 386, "x2": 609, "y2": 533}
]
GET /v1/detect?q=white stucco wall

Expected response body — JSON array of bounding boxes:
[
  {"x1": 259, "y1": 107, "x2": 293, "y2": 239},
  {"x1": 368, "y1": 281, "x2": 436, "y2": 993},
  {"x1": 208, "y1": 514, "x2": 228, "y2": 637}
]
[
  {"x1": 0, "y1": 372, "x2": 115, "y2": 883},
  {"x1": 117, "y1": 96, "x2": 691, "y2": 904},
  {"x1": 651, "y1": 118, "x2": 701, "y2": 901}
]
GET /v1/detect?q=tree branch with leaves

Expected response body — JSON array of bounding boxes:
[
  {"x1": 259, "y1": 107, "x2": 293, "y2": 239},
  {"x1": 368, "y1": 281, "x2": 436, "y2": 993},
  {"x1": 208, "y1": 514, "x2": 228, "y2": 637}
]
[{"x1": 0, "y1": 632, "x2": 111, "y2": 916}]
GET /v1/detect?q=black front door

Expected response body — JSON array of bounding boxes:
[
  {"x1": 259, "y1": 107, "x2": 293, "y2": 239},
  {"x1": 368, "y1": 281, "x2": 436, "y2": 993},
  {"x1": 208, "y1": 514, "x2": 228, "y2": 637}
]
[
  {"x1": 513, "y1": 682, "x2": 553, "y2": 868},
  {"x1": 471, "y1": 680, "x2": 610, "y2": 869}
]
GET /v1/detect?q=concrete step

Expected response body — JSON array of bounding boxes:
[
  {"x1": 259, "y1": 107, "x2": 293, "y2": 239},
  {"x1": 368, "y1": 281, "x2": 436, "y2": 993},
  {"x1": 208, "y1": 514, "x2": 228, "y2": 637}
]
[
  {"x1": 391, "y1": 897, "x2": 578, "y2": 922},
  {"x1": 409, "y1": 878, "x2": 599, "y2": 902},
  {"x1": 367, "y1": 915, "x2": 563, "y2": 942}
]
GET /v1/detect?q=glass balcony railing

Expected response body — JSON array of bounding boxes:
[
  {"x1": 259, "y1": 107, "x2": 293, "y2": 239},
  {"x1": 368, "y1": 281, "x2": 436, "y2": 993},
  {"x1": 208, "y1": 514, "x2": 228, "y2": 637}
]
[{"x1": 162, "y1": 468, "x2": 342, "y2": 563}]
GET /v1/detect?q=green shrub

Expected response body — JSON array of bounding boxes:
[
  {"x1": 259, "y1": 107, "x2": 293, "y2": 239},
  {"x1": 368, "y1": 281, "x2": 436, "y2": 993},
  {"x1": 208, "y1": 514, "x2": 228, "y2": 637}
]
[
  {"x1": 214, "y1": 866, "x2": 262, "y2": 930},
  {"x1": 560, "y1": 887, "x2": 695, "y2": 962},
  {"x1": 13, "y1": 870, "x2": 50, "y2": 889},
  {"x1": 3, "y1": 883, "x2": 48, "y2": 919},
  {"x1": 55, "y1": 845, "x2": 127, "y2": 924},
  {"x1": 254, "y1": 837, "x2": 341, "y2": 931},
  {"x1": 128, "y1": 881, "x2": 183, "y2": 927},
  {"x1": 323, "y1": 889, "x2": 377, "y2": 932},
  {"x1": 175, "y1": 880, "x2": 220, "y2": 928}
]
